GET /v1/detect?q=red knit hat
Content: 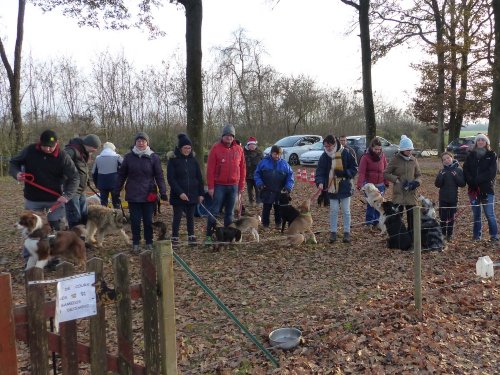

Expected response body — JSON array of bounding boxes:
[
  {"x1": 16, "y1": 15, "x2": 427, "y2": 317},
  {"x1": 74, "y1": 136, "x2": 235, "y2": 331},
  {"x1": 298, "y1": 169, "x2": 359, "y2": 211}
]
[{"x1": 247, "y1": 136, "x2": 257, "y2": 145}]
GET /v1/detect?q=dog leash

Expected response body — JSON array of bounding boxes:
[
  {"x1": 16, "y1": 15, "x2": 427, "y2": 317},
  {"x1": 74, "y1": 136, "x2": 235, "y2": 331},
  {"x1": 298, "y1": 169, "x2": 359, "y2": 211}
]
[
  {"x1": 19, "y1": 172, "x2": 63, "y2": 213},
  {"x1": 199, "y1": 201, "x2": 224, "y2": 226}
]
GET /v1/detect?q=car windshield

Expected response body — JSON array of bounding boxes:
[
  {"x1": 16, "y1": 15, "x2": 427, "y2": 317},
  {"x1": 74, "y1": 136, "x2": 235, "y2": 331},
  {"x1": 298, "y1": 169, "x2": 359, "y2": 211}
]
[
  {"x1": 275, "y1": 136, "x2": 302, "y2": 147},
  {"x1": 347, "y1": 138, "x2": 364, "y2": 147},
  {"x1": 310, "y1": 142, "x2": 324, "y2": 150}
]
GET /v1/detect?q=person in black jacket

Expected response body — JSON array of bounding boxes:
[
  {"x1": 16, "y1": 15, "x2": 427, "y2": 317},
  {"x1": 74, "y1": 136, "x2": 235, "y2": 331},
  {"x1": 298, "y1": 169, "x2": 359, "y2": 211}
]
[
  {"x1": 244, "y1": 136, "x2": 263, "y2": 206},
  {"x1": 167, "y1": 134, "x2": 205, "y2": 246},
  {"x1": 434, "y1": 152, "x2": 466, "y2": 241},
  {"x1": 463, "y1": 133, "x2": 498, "y2": 242}
]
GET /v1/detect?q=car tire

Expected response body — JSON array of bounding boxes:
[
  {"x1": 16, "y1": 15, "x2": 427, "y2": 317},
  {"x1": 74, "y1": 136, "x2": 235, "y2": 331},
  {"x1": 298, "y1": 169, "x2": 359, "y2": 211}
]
[{"x1": 288, "y1": 153, "x2": 299, "y2": 165}]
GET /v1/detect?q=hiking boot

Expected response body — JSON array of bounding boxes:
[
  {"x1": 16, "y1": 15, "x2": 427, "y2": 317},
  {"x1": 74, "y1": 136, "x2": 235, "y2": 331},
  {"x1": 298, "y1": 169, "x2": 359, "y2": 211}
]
[
  {"x1": 329, "y1": 232, "x2": 337, "y2": 243},
  {"x1": 131, "y1": 244, "x2": 141, "y2": 254},
  {"x1": 188, "y1": 236, "x2": 197, "y2": 246},
  {"x1": 204, "y1": 236, "x2": 214, "y2": 246},
  {"x1": 343, "y1": 232, "x2": 351, "y2": 243},
  {"x1": 145, "y1": 244, "x2": 153, "y2": 251},
  {"x1": 171, "y1": 237, "x2": 180, "y2": 247}
]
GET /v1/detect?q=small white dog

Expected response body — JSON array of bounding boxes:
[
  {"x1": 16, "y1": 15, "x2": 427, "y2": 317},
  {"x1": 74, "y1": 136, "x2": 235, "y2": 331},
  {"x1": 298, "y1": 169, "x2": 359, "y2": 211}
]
[{"x1": 361, "y1": 183, "x2": 386, "y2": 234}]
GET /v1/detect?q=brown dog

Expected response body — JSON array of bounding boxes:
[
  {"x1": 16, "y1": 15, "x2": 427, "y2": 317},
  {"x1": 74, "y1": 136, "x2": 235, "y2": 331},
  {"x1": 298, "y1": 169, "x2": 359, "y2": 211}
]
[
  {"x1": 286, "y1": 199, "x2": 317, "y2": 245},
  {"x1": 86, "y1": 205, "x2": 130, "y2": 247},
  {"x1": 229, "y1": 215, "x2": 261, "y2": 242}
]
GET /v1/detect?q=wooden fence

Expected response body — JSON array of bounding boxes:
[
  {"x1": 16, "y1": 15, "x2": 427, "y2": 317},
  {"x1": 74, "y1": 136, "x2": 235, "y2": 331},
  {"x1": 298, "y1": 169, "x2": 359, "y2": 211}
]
[{"x1": 1, "y1": 242, "x2": 177, "y2": 374}]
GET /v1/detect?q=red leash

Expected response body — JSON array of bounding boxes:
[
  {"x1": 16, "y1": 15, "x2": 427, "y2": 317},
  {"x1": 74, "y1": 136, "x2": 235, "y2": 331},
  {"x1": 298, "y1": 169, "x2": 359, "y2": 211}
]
[{"x1": 19, "y1": 172, "x2": 63, "y2": 213}]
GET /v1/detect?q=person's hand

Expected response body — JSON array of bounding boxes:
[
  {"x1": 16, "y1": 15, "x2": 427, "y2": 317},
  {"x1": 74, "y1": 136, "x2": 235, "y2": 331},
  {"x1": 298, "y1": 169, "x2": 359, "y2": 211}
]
[
  {"x1": 57, "y1": 195, "x2": 69, "y2": 204},
  {"x1": 451, "y1": 171, "x2": 457, "y2": 176},
  {"x1": 318, "y1": 183, "x2": 324, "y2": 190},
  {"x1": 16, "y1": 172, "x2": 23, "y2": 181},
  {"x1": 160, "y1": 194, "x2": 168, "y2": 201},
  {"x1": 198, "y1": 195, "x2": 204, "y2": 203},
  {"x1": 208, "y1": 188, "x2": 214, "y2": 198},
  {"x1": 402, "y1": 180, "x2": 410, "y2": 191},
  {"x1": 179, "y1": 193, "x2": 189, "y2": 201}
]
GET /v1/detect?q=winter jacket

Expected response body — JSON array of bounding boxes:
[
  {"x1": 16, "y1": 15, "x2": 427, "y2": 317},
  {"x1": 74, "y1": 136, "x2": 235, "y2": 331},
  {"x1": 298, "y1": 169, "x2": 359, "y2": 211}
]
[
  {"x1": 356, "y1": 150, "x2": 388, "y2": 189},
  {"x1": 315, "y1": 149, "x2": 358, "y2": 200},
  {"x1": 9, "y1": 143, "x2": 79, "y2": 202},
  {"x1": 167, "y1": 147, "x2": 205, "y2": 206},
  {"x1": 244, "y1": 146, "x2": 263, "y2": 180},
  {"x1": 384, "y1": 152, "x2": 422, "y2": 205},
  {"x1": 206, "y1": 140, "x2": 246, "y2": 192},
  {"x1": 92, "y1": 148, "x2": 123, "y2": 191},
  {"x1": 463, "y1": 148, "x2": 497, "y2": 195},
  {"x1": 434, "y1": 159, "x2": 465, "y2": 204},
  {"x1": 65, "y1": 138, "x2": 91, "y2": 194},
  {"x1": 116, "y1": 148, "x2": 167, "y2": 203},
  {"x1": 254, "y1": 156, "x2": 294, "y2": 204}
]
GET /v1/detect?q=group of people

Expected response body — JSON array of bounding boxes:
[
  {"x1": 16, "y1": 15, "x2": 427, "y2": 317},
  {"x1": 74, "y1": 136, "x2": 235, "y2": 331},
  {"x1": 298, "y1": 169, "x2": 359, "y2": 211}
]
[{"x1": 10, "y1": 127, "x2": 498, "y2": 260}]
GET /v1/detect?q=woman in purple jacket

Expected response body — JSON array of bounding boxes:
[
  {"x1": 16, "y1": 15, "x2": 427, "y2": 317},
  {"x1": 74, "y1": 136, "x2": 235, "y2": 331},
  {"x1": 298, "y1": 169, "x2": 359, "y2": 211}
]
[{"x1": 116, "y1": 132, "x2": 167, "y2": 253}]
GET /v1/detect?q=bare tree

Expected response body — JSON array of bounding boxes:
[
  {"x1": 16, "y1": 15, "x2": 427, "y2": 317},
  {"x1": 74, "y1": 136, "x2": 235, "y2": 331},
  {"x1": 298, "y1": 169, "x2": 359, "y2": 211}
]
[{"x1": 488, "y1": 0, "x2": 500, "y2": 153}]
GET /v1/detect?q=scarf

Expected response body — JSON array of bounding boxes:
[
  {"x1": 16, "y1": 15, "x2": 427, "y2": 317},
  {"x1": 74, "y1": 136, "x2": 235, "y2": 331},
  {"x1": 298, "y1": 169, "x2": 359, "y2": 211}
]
[
  {"x1": 368, "y1": 148, "x2": 381, "y2": 161},
  {"x1": 326, "y1": 144, "x2": 344, "y2": 193},
  {"x1": 132, "y1": 146, "x2": 153, "y2": 157}
]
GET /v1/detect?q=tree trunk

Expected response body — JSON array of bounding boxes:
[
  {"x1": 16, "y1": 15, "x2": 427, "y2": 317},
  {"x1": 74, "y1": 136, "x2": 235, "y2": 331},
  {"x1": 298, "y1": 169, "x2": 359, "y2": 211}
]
[
  {"x1": 359, "y1": 0, "x2": 377, "y2": 147},
  {"x1": 180, "y1": 0, "x2": 205, "y2": 179},
  {"x1": 0, "y1": 0, "x2": 26, "y2": 151},
  {"x1": 432, "y1": 0, "x2": 446, "y2": 153},
  {"x1": 489, "y1": 0, "x2": 500, "y2": 154}
]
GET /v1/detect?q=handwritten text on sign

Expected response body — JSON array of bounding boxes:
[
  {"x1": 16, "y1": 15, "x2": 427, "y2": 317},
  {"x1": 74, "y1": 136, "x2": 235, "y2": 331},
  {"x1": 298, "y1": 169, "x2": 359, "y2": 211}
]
[{"x1": 56, "y1": 273, "x2": 97, "y2": 323}]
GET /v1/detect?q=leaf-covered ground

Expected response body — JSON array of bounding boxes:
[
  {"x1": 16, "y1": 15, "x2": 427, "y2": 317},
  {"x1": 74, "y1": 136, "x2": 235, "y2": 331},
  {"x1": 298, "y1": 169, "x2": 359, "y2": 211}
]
[{"x1": 1, "y1": 157, "x2": 499, "y2": 374}]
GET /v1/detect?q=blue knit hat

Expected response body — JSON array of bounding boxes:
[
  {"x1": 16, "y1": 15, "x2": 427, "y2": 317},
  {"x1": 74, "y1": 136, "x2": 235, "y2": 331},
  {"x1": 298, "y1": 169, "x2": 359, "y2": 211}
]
[{"x1": 399, "y1": 135, "x2": 414, "y2": 151}]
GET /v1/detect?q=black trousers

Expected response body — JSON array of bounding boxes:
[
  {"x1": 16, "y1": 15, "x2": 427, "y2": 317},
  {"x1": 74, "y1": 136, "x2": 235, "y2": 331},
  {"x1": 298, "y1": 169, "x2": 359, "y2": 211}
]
[{"x1": 172, "y1": 204, "x2": 196, "y2": 238}]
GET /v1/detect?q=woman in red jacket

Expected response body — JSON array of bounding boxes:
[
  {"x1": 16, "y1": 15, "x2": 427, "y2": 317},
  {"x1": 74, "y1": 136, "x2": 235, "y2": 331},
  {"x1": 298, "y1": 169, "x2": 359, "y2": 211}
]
[{"x1": 356, "y1": 137, "x2": 388, "y2": 228}]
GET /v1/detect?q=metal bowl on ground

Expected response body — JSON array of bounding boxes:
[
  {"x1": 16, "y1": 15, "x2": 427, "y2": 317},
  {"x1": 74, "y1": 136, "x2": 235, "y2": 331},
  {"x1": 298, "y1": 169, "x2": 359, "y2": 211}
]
[{"x1": 269, "y1": 327, "x2": 302, "y2": 349}]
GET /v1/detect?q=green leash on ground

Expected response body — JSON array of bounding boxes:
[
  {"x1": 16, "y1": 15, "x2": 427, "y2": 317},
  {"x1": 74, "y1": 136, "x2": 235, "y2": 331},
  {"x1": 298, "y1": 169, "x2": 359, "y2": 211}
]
[{"x1": 173, "y1": 251, "x2": 280, "y2": 368}]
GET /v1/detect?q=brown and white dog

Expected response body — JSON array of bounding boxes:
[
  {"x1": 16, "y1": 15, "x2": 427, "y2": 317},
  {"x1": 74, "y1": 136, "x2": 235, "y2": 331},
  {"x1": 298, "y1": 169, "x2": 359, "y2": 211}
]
[
  {"x1": 361, "y1": 183, "x2": 387, "y2": 234},
  {"x1": 16, "y1": 211, "x2": 87, "y2": 269},
  {"x1": 86, "y1": 205, "x2": 130, "y2": 247},
  {"x1": 286, "y1": 199, "x2": 317, "y2": 245},
  {"x1": 229, "y1": 215, "x2": 261, "y2": 242}
]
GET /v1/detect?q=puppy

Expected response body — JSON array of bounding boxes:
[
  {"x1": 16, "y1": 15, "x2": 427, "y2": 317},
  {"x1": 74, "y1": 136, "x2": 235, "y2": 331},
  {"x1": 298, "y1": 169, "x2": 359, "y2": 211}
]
[
  {"x1": 286, "y1": 199, "x2": 317, "y2": 245},
  {"x1": 418, "y1": 195, "x2": 445, "y2": 251},
  {"x1": 361, "y1": 183, "x2": 384, "y2": 211},
  {"x1": 86, "y1": 205, "x2": 130, "y2": 247},
  {"x1": 381, "y1": 201, "x2": 412, "y2": 251},
  {"x1": 278, "y1": 191, "x2": 300, "y2": 233},
  {"x1": 16, "y1": 211, "x2": 86, "y2": 269},
  {"x1": 229, "y1": 215, "x2": 261, "y2": 242},
  {"x1": 210, "y1": 223, "x2": 242, "y2": 251}
]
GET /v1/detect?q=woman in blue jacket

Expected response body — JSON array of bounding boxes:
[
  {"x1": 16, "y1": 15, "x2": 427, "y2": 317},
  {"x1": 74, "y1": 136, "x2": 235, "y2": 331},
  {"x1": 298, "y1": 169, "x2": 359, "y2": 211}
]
[
  {"x1": 254, "y1": 145, "x2": 294, "y2": 229},
  {"x1": 167, "y1": 134, "x2": 205, "y2": 246},
  {"x1": 315, "y1": 135, "x2": 358, "y2": 243},
  {"x1": 116, "y1": 132, "x2": 167, "y2": 253}
]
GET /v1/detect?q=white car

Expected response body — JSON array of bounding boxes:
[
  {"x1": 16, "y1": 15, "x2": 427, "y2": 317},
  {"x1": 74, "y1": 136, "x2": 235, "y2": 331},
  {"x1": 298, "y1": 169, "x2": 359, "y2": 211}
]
[
  {"x1": 263, "y1": 135, "x2": 323, "y2": 165},
  {"x1": 299, "y1": 141, "x2": 324, "y2": 166}
]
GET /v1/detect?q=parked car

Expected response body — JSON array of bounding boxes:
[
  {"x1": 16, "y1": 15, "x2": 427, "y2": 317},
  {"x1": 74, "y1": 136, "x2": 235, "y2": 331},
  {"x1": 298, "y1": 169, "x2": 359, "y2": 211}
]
[
  {"x1": 346, "y1": 135, "x2": 399, "y2": 162},
  {"x1": 299, "y1": 141, "x2": 324, "y2": 166},
  {"x1": 263, "y1": 135, "x2": 323, "y2": 165},
  {"x1": 446, "y1": 136, "x2": 475, "y2": 161}
]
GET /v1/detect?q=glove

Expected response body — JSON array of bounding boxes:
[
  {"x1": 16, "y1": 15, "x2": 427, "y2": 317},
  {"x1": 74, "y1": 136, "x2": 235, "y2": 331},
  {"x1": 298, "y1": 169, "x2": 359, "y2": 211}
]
[
  {"x1": 160, "y1": 194, "x2": 168, "y2": 201},
  {"x1": 407, "y1": 181, "x2": 420, "y2": 191}
]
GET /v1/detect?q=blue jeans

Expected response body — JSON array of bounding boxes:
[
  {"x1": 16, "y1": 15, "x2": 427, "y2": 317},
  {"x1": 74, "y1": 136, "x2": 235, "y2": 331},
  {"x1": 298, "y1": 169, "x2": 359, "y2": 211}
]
[
  {"x1": 128, "y1": 202, "x2": 155, "y2": 245},
  {"x1": 364, "y1": 184, "x2": 385, "y2": 225},
  {"x1": 470, "y1": 194, "x2": 498, "y2": 240},
  {"x1": 206, "y1": 185, "x2": 238, "y2": 236},
  {"x1": 66, "y1": 194, "x2": 88, "y2": 228},
  {"x1": 329, "y1": 197, "x2": 351, "y2": 233}
]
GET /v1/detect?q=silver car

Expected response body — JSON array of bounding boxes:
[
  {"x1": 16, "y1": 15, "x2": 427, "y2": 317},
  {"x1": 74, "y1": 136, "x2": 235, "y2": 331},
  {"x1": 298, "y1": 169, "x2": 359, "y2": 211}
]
[
  {"x1": 263, "y1": 135, "x2": 323, "y2": 165},
  {"x1": 299, "y1": 141, "x2": 324, "y2": 166}
]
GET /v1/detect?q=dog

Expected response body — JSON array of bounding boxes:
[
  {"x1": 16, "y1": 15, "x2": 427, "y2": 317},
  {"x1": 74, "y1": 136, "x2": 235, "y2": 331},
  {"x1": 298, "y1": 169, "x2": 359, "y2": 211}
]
[
  {"x1": 380, "y1": 201, "x2": 412, "y2": 251},
  {"x1": 317, "y1": 190, "x2": 330, "y2": 207},
  {"x1": 210, "y1": 223, "x2": 242, "y2": 251},
  {"x1": 418, "y1": 195, "x2": 445, "y2": 251},
  {"x1": 16, "y1": 211, "x2": 87, "y2": 269},
  {"x1": 152, "y1": 221, "x2": 168, "y2": 241},
  {"x1": 361, "y1": 183, "x2": 385, "y2": 211},
  {"x1": 86, "y1": 205, "x2": 130, "y2": 247},
  {"x1": 278, "y1": 191, "x2": 300, "y2": 233},
  {"x1": 286, "y1": 199, "x2": 317, "y2": 245},
  {"x1": 86, "y1": 194, "x2": 102, "y2": 206},
  {"x1": 229, "y1": 215, "x2": 261, "y2": 242}
]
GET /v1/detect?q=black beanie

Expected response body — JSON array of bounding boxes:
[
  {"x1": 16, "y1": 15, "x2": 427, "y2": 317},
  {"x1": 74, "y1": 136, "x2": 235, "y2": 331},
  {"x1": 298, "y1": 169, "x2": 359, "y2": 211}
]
[{"x1": 177, "y1": 133, "x2": 192, "y2": 148}]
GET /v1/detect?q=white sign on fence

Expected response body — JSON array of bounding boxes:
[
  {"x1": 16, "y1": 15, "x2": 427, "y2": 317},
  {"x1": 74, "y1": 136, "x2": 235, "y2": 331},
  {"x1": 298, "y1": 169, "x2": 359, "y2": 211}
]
[{"x1": 55, "y1": 272, "x2": 97, "y2": 325}]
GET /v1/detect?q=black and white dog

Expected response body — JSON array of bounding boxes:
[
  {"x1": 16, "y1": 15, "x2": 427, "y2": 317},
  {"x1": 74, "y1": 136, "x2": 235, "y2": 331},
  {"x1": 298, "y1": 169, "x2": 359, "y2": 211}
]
[
  {"x1": 418, "y1": 195, "x2": 445, "y2": 252},
  {"x1": 381, "y1": 201, "x2": 412, "y2": 251},
  {"x1": 278, "y1": 191, "x2": 300, "y2": 233},
  {"x1": 209, "y1": 222, "x2": 242, "y2": 251}
]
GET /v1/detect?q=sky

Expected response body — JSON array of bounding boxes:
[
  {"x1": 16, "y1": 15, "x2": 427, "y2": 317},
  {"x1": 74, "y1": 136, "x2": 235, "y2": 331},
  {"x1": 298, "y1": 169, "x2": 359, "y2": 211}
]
[{"x1": 0, "y1": 0, "x2": 421, "y2": 107}]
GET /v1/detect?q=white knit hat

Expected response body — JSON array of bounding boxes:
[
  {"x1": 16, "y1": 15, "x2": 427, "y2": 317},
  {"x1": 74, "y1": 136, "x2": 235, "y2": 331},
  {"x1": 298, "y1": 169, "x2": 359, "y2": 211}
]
[
  {"x1": 475, "y1": 133, "x2": 490, "y2": 145},
  {"x1": 103, "y1": 142, "x2": 116, "y2": 151},
  {"x1": 399, "y1": 135, "x2": 414, "y2": 151}
]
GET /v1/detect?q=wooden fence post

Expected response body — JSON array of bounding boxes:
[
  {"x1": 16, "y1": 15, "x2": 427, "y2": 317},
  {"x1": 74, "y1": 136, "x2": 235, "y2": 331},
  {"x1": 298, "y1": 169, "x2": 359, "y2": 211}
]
[
  {"x1": 26, "y1": 267, "x2": 49, "y2": 374},
  {"x1": 113, "y1": 253, "x2": 134, "y2": 374},
  {"x1": 154, "y1": 241, "x2": 178, "y2": 375},
  {"x1": 413, "y1": 207, "x2": 423, "y2": 319},
  {"x1": 0, "y1": 273, "x2": 18, "y2": 375},
  {"x1": 58, "y1": 262, "x2": 78, "y2": 375},
  {"x1": 88, "y1": 257, "x2": 107, "y2": 375}
]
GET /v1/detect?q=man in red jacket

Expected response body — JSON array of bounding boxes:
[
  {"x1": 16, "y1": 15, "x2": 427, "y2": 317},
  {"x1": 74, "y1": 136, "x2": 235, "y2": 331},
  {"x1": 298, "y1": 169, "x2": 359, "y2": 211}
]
[{"x1": 205, "y1": 124, "x2": 246, "y2": 243}]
